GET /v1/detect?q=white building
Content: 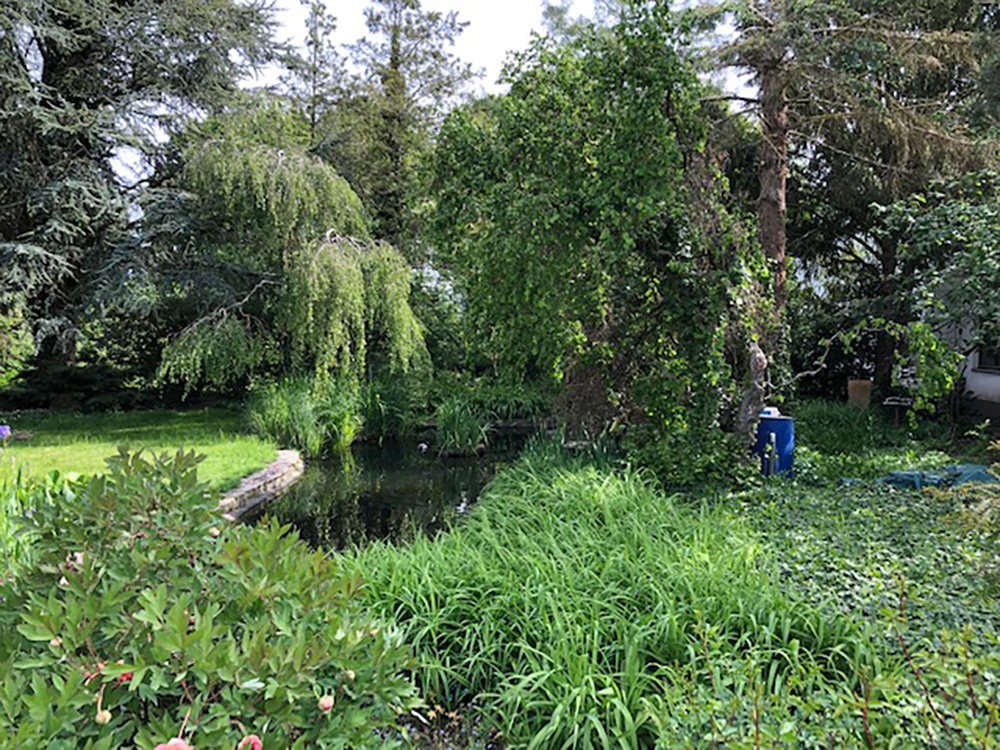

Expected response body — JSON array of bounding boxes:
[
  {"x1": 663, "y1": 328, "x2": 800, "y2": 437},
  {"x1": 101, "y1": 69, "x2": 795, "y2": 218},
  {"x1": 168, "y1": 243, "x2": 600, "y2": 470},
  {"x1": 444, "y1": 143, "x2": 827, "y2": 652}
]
[{"x1": 963, "y1": 346, "x2": 1000, "y2": 417}]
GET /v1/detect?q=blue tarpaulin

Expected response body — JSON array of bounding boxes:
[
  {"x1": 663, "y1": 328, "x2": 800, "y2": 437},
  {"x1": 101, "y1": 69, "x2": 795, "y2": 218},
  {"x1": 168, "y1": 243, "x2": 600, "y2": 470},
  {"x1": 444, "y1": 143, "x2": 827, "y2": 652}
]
[{"x1": 873, "y1": 464, "x2": 998, "y2": 490}]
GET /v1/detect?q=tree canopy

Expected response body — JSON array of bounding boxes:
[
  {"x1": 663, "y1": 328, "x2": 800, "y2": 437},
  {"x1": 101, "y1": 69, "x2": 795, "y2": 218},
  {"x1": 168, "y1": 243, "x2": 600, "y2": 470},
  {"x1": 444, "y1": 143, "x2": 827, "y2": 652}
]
[
  {"x1": 0, "y1": 0, "x2": 277, "y2": 367},
  {"x1": 146, "y1": 102, "x2": 425, "y2": 393}
]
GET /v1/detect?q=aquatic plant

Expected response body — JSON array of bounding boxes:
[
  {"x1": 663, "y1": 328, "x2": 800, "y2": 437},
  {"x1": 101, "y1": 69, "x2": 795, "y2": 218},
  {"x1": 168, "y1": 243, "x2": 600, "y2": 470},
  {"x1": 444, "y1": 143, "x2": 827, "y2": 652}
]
[{"x1": 246, "y1": 375, "x2": 362, "y2": 457}]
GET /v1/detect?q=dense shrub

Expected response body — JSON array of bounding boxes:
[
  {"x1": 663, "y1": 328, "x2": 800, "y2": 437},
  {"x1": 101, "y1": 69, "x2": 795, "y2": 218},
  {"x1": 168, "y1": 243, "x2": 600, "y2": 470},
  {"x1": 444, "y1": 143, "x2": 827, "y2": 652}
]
[
  {"x1": 0, "y1": 450, "x2": 417, "y2": 748},
  {"x1": 247, "y1": 376, "x2": 362, "y2": 456},
  {"x1": 625, "y1": 425, "x2": 759, "y2": 491}
]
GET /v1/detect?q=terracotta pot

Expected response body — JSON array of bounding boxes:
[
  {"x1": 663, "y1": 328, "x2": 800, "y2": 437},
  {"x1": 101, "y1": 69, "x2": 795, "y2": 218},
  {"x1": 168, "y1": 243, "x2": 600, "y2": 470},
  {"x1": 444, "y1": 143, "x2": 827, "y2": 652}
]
[{"x1": 847, "y1": 378, "x2": 873, "y2": 409}]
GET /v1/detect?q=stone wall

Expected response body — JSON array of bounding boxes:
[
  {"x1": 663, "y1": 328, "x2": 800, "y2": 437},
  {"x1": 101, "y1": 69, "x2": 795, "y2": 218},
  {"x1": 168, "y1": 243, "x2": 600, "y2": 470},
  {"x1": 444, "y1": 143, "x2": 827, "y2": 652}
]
[{"x1": 218, "y1": 450, "x2": 305, "y2": 522}]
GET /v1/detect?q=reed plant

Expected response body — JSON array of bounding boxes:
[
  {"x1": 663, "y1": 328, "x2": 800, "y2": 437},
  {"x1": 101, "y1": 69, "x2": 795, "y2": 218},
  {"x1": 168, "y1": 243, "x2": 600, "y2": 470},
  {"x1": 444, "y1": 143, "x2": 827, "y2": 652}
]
[
  {"x1": 247, "y1": 375, "x2": 362, "y2": 457},
  {"x1": 435, "y1": 396, "x2": 490, "y2": 455}
]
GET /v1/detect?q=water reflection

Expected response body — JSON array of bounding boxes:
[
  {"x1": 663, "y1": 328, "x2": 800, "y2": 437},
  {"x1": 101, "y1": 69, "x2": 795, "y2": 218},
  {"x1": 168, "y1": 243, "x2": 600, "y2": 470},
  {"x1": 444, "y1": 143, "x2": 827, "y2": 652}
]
[{"x1": 246, "y1": 438, "x2": 522, "y2": 550}]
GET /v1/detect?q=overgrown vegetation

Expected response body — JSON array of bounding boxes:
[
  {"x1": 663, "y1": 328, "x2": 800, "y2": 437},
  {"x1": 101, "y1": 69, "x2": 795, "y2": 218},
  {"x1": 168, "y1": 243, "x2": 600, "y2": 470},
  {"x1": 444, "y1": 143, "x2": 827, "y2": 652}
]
[
  {"x1": 434, "y1": 382, "x2": 550, "y2": 455},
  {"x1": 246, "y1": 376, "x2": 362, "y2": 457},
  {"x1": 3, "y1": 0, "x2": 999, "y2": 746},
  {"x1": 352, "y1": 441, "x2": 1000, "y2": 746}
]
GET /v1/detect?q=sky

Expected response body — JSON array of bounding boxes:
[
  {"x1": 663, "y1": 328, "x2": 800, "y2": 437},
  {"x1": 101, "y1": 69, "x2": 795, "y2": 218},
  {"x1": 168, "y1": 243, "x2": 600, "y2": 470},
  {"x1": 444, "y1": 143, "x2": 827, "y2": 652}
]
[
  {"x1": 268, "y1": 0, "x2": 599, "y2": 95},
  {"x1": 264, "y1": 1, "x2": 752, "y2": 100}
]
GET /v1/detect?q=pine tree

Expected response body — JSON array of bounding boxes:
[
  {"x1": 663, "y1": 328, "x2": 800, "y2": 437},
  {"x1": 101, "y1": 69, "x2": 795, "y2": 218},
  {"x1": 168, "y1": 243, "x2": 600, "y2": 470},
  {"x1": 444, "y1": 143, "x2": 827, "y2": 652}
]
[{"x1": 325, "y1": 0, "x2": 477, "y2": 254}]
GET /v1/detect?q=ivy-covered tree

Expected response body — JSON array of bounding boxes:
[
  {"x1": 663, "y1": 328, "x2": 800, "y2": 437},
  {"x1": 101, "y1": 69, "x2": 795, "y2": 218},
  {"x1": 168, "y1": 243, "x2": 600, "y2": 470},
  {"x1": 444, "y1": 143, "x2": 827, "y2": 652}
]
[
  {"x1": 143, "y1": 101, "x2": 425, "y2": 394},
  {"x1": 432, "y1": 7, "x2": 756, "y2": 438},
  {"x1": 0, "y1": 0, "x2": 277, "y2": 370}
]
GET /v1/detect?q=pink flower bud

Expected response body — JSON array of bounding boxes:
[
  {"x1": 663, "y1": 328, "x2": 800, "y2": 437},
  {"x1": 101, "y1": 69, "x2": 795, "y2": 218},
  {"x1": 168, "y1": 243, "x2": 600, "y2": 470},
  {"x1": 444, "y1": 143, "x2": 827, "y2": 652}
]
[
  {"x1": 209, "y1": 527, "x2": 221, "y2": 538},
  {"x1": 238, "y1": 735, "x2": 263, "y2": 750},
  {"x1": 49, "y1": 637, "x2": 62, "y2": 648},
  {"x1": 318, "y1": 694, "x2": 335, "y2": 712},
  {"x1": 95, "y1": 709, "x2": 112, "y2": 725},
  {"x1": 154, "y1": 739, "x2": 195, "y2": 750}
]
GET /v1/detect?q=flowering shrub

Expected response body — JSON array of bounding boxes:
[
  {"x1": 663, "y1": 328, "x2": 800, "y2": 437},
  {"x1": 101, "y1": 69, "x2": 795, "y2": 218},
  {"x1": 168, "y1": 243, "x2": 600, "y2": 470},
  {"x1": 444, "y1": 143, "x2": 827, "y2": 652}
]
[{"x1": 0, "y1": 449, "x2": 417, "y2": 748}]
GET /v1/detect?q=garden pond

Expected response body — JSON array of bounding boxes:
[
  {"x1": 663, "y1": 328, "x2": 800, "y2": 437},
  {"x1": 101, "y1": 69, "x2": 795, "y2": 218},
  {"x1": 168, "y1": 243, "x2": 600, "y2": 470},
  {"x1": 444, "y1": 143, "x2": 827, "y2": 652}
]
[{"x1": 244, "y1": 437, "x2": 526, "y2": 550}]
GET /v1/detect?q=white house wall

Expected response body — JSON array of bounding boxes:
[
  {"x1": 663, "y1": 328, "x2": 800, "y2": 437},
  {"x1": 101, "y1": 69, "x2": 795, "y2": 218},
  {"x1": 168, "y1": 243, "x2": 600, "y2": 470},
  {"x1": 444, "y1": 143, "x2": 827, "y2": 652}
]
[{"x1": 964, "y1": 352, "x2": 1000, "y2": 405}]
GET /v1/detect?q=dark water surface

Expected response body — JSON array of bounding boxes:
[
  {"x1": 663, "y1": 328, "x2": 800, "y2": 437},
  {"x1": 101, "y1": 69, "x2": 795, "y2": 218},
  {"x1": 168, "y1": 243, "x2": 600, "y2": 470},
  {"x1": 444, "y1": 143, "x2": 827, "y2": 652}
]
[{"x1": 246, "y1": 438, "x2": 524, "y2": 550}]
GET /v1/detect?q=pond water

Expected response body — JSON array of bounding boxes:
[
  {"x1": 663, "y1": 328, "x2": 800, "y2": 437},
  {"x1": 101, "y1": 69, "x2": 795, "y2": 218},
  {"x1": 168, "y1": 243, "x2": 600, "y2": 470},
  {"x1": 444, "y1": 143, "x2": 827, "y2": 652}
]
[{"x1": 245, "y1": 438, "x2": 525, "y2": 550}]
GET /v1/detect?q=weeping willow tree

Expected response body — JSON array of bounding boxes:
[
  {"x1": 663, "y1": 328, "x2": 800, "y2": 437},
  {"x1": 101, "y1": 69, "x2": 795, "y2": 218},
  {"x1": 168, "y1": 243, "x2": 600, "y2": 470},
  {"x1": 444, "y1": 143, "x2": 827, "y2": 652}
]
[{"x1": 151, "y1": 101, "x2": 426, "y2": 393}]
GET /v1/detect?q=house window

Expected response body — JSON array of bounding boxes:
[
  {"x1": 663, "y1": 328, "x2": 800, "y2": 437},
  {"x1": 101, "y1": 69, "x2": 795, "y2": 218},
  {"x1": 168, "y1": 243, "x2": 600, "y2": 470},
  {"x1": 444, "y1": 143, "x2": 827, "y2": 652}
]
[{"x1": 979, "y1": 346, "x2": 1000, "y2": 372}]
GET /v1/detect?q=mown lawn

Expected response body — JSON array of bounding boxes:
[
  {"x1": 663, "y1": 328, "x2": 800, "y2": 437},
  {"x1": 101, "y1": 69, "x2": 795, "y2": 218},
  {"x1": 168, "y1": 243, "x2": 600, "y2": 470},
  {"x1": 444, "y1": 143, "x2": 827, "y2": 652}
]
[{"x1": 0, "y1": 409, "x2": 276, "y2": 490}]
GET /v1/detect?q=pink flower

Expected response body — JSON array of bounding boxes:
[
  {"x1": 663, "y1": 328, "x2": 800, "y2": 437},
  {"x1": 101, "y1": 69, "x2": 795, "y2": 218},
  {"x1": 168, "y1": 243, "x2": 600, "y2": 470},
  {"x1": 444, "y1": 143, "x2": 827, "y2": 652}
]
[
  {"x1": 238, "y1": 735, "x2": 263, "y2": 750},
  {"x1": 154, "y1": 739, "x2": 195, "y2": 750}
]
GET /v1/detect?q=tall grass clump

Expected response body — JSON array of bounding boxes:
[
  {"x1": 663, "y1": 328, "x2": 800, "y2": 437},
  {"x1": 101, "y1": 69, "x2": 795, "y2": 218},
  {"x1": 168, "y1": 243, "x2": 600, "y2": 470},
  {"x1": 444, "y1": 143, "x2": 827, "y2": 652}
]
[
  {"x1": 434, "y1": 382, "x2": 551, "y2": 454},
  {"x1": 0, "y1": 472, "x2": 35, "y2": 575},
  {"x1": 0, "y1": 470, "x2": 67, "y2": 576},
  {"x1": 360, "y1": 377, "x2": 419, "y2": 442},
  {"x1": 435, "y1": 395, "x2": 490, "y2": 455},
  {"x1": 793, "y1": 398, "x2": 906, "y2": 455},
  {"x1": 352, "y1": 448, "x2": 874, "y2": 746},
  {"x1": 792, "y1": 399, "x2": 955, "y2": 482},
  {"x1": 247, "y1": 375, "x2": 362, "y2": 457}
]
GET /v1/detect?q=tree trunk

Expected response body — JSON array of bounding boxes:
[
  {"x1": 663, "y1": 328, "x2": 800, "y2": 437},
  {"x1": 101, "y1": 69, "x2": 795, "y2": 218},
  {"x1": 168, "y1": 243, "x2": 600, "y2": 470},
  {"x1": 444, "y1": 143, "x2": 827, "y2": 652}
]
[
  {"x1": 758, "y1": 63, "x2": 789, "y2": 310},
  {"x1": 873, "y1": 237, "x2": 899, "y2": 393}
]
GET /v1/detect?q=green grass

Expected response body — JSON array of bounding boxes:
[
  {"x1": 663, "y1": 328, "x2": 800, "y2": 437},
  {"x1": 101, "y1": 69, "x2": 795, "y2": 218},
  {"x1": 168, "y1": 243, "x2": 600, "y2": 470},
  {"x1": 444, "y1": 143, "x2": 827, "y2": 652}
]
[{"x1": 0, "y1": 409, "x2": 276, "y2": 490}]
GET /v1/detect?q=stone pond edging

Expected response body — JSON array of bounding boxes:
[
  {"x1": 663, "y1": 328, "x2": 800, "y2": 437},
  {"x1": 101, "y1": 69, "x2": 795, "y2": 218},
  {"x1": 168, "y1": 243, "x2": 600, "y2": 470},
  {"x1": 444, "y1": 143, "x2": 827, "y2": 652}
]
[{"x1": 218, "y1": 449, "x2": 305, "y2": 522}]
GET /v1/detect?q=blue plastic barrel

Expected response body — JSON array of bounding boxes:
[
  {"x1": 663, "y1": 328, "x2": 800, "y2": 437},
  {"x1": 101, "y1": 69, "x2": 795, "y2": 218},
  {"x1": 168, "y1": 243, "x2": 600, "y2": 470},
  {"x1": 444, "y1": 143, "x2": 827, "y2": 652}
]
[{"x1": 755, "y1": 414, "x2": 794, "y2": 477}]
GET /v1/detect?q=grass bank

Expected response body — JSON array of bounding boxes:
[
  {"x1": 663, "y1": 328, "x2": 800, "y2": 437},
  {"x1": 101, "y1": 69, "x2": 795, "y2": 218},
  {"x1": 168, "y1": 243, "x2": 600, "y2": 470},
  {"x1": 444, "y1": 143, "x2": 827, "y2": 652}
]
[
  {"x1": 0, "y1": 409, "x2": 276, "y2": 490},
  {"x1": 352, "y1": 450, "x2": 876, "y2": 746}
]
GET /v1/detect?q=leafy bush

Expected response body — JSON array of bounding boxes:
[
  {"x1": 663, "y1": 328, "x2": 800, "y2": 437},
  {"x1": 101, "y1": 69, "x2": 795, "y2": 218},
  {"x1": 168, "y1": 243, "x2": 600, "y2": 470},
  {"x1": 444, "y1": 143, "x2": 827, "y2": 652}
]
[
  {"x1": 625, "y1": 424, "x2": 760, "y2": 491},
  {"x1": 352, "y1": 448, "x2": 871, "y2": 746},
  {"x1": 0, "y1": 450, "x2": 417, "y2": 748},
  {"x1": 247, "y1": 376, "x2": 362, "y2": 457}
]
